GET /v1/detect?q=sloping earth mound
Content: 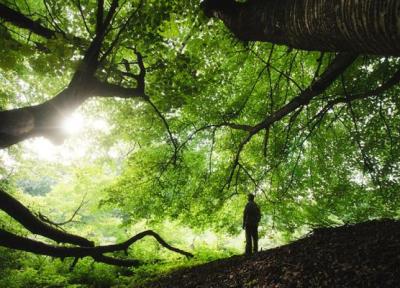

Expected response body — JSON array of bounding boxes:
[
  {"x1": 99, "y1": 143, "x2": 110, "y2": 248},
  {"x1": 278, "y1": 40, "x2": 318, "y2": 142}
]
[{"x1": 143, "y1": 219, "x2": 400, "y2": 287}]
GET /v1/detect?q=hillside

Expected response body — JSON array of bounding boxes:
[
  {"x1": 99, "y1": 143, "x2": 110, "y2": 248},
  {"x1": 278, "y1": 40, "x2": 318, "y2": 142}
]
[{"x1": 144, "y1": 219, "x2": 400, "y2": 287}]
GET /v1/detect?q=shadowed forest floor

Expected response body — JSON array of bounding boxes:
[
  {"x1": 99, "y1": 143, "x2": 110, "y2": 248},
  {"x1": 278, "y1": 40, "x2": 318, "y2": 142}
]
[{"x1": 143, "y1": 219, "x2": 400, "y2": 287}]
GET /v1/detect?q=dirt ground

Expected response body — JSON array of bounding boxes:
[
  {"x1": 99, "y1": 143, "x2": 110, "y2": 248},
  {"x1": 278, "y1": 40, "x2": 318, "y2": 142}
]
[{"x1": 143, "y1": 219, "x2": 400, "y2": 287}]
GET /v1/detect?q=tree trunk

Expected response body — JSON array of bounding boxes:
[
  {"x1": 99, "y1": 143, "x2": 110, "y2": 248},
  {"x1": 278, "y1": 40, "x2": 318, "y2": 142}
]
[{"x1": 201, "y1": 0, "x2": 400, "y2": 56}]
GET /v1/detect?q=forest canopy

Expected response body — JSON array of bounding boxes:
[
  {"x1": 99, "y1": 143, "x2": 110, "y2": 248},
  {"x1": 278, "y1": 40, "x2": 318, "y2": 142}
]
[{"x1": 0, "y1": 0, "x2": 400, "y2": 285}]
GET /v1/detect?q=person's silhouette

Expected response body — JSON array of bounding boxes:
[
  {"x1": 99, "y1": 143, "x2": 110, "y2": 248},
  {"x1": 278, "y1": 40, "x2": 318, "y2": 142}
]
[{"x1": 242, "y1": 194, "x2": 261, "y2": 255}]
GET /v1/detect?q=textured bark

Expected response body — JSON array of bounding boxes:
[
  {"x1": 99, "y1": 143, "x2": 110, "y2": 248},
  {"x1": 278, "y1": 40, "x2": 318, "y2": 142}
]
[{"x1": 201, "y1": 0, "x2": 400, "y2": 55}]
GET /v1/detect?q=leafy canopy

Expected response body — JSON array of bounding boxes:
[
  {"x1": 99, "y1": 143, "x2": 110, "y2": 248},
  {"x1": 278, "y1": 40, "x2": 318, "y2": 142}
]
[{"x1": 1, "y1": 0, "x2": 400, "y2": 245}]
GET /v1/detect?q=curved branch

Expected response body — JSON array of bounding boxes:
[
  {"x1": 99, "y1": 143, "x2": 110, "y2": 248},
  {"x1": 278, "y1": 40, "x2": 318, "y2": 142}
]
[
  {"x1": 251, "y1": 53, "x2": 358, "y2": 133},
  {"x1": 0, "y1": 189, "x2": 93, "y2": 247},
  {"x1": 147, "y1": 99, "x2": 178, "y2": 151},
  {"x1": 220, "y1": 53, "x2": 357, "y2": 191},
  {"x1": 0, "y1": 228, "x2": 192, "y2": 266},
  {"x1": 0, "y1": 189, "x2": 193, "y2": 266},
  {"x1": 326, "y1": 69, "x2": 400, "y2": 106},
  {"x1": 38, "y1": 193, "x2": 87, "y2": 226},
  {"x1": 307, "y1": 68, "x2": 400, "y2": 129},
  {"x1": 102, "y1": 230, "x2": 194, "y2": 258}
]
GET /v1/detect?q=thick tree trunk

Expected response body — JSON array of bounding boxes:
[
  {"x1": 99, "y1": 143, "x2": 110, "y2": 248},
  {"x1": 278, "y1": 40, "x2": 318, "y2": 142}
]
[{"x1": 201, "y1": 0, "x2": 400, "y2": 56}]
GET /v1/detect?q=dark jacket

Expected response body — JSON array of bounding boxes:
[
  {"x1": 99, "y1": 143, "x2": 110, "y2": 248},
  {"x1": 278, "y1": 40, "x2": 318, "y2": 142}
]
[{"x1": 243, "y1": 201, "x2": 261, "y2": 227}]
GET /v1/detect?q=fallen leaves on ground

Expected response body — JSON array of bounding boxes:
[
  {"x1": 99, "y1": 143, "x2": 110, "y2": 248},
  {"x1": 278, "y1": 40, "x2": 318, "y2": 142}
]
[{"x1": 143, "y1": 219, "x2": 400, "y2": 287}]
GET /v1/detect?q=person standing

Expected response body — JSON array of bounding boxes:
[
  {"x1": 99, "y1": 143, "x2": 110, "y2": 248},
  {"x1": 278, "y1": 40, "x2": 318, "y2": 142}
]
[{"x1": 243, "y1": 194, "x2": 261, "y2": 255}]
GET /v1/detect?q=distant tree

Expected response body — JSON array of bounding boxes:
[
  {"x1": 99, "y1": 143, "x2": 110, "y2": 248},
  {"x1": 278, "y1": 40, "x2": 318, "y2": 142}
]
[{"x1": 17, "y1": 176, "x2": 55, "y2": 196}]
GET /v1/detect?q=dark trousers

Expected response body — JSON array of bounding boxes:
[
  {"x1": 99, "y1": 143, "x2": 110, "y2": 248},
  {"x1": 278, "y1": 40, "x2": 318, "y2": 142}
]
[{"x1": 245, "y1": 225, "x2": 258, "y2": 254}]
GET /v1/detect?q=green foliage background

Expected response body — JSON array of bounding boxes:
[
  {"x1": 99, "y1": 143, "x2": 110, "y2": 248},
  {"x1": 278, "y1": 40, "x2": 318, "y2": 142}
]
[{"x1": 1, "y1": 0, "x2": 400, "y2": 286}]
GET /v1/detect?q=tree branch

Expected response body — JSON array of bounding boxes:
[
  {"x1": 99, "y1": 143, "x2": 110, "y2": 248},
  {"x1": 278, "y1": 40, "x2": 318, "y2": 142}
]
[
  {"x1": 0, "y1": 228, "x2": 192, "y2": 267},
  {"x1": 220, "y1": 53, "x2": 357, "y2": 191},
  {"x1": 76, "y1": 0, "x2": 93, "y2": 36},
  {"x1": 43, "y1": 0, "x2": 64, "y2": 34},
  {"x1": 0, "y1": 189, "x2": 93, "y2": 247},
  {"x1": 0, "y1": 76, "x2": 146, "y2": 148},
  {"x1": 324, "y1": 69, "x2": 400, "y2": 106},
  {"x1": 96, "y1": 0, "x2": 104, "y2": 34},
  {"x1": 38, "y1": 193, "x2": 87, "y2": 227},
  {"x1": 91, "y1": 77, "x2": 147, "y2": 99},
  {"x1": 307, "y1": 68, "x2": 400, "y2": 129},
  {"x1": 0, "y1": 3, "x2": 55, "y2": 39},
  {"x1": 0, "y1": 2, "x2": 85, "y2": 47},
  {"x1": 251, "y1": 53, "x2": 358, "y2": 133},
  {"x1": 74, "y1": 0, "x2": 118, "y2": 77},
  {"x1": 0, "y1": 189, "x2": 193, "y2": 266},
  {"x1": 147, "y1": 99, "x2": 178, "y2": 151}
]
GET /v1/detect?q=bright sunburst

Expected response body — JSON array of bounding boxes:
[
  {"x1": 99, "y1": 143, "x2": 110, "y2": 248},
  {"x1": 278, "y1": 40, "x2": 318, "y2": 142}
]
[{"x1": 61, "y1": 113, "x2": 84, "y2": 135}]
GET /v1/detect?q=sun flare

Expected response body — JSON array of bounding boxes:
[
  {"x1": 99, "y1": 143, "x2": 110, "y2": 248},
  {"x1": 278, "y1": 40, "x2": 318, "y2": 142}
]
[{"x1": 61, "y1": 113, "x2": 84, "y2": 135}]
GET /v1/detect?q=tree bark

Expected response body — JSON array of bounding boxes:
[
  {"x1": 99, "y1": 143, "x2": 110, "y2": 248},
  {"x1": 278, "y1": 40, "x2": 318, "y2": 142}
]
[{"x1": 201, "y1": 0, "x2": 400, "y2": 56}]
